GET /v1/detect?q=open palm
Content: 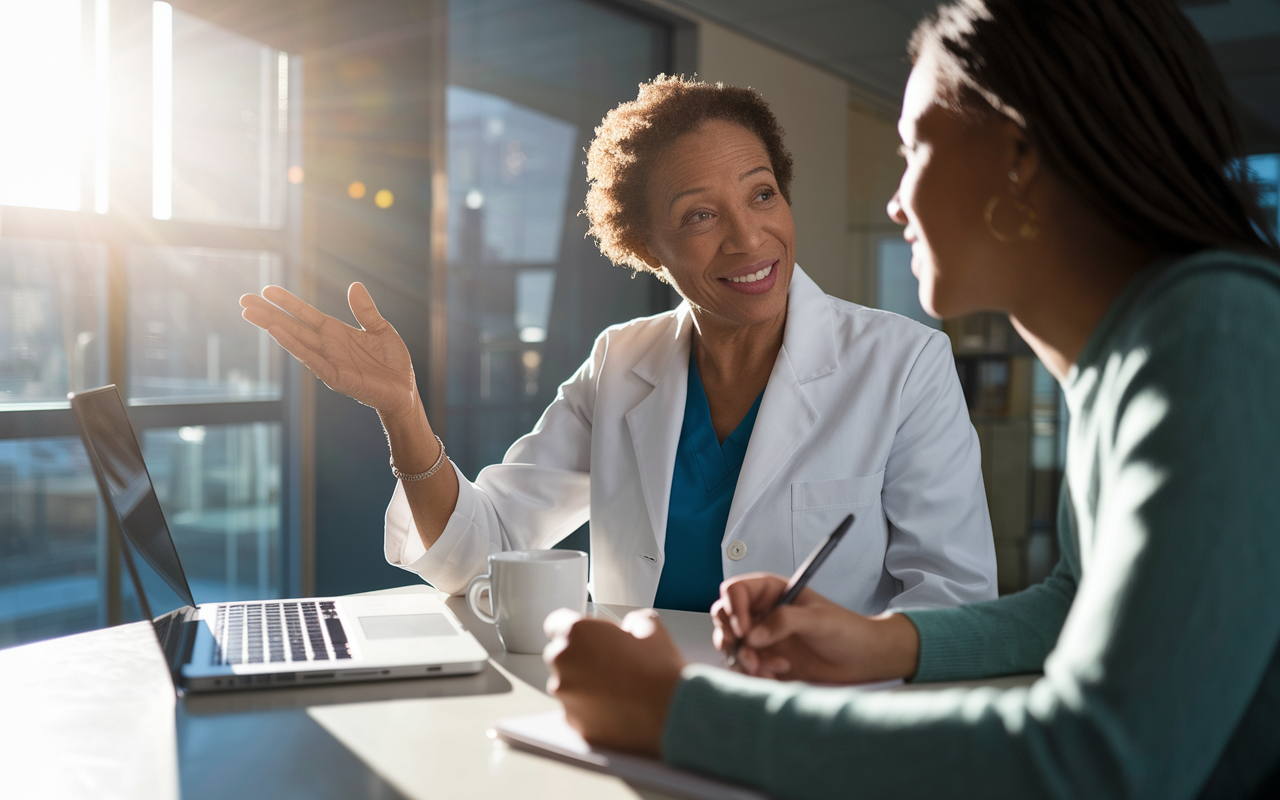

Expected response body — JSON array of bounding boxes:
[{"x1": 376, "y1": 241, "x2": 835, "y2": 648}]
[{"x1": 240, "y1": 283, "x2": 419, "y2": 420}]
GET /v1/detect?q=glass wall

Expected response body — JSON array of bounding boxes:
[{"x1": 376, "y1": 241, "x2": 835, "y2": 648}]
[
  {"x1": 0, "y1": 0, "x2": 298, "y2": 649},
  {"x1": 1246, "y1": 153, "x2": 1279, "y2": 238},
  {"x1": 143, "y1": 423, "x2": 281, "y2": 602},
  {"x1": 161, "y1": 5, "x2": 289, "y2": 226},
  {"x1": 0, "y1": 437, "x2": 103, "y2": 647},
  {"x1": 1, "y1": 0, "x2": 677, "y2": 644},
  {"x1": 0, "y1": 0, "x2": 89, "y2": 212},
  {"x1": 0, "y1": 241, "x2": 109, "y2": 405},
  {"x1": 445, "y1": 0, "x2": 675, "y2": 475},
  {"x1": 873, "y1": 233, "x2": 1066, "y2": 594},
  {"x1": 128, "y1": 247, "x2": 282, "y2": 404},
  {"x1": 875, "y1": 236, "x2": 938, "y2": 330}
]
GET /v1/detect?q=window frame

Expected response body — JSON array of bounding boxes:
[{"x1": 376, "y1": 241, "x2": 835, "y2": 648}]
[{"x1": 0, "y1": 0, "x2": 306, "y2": 629}]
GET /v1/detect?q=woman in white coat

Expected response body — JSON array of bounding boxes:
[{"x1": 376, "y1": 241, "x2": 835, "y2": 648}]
[{"x1": 241, "y1": 76, "x2": 997, "y2": 614}]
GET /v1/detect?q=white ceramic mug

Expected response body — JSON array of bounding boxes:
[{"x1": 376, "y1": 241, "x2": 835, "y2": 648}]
[{"x1": 466, "y1": 550, "x2": 588, "y2": 654}]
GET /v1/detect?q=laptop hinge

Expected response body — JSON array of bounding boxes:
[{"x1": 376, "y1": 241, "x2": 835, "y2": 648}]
[{"x1": 154, "y1": 605, "x2": 198, "y2": 691}]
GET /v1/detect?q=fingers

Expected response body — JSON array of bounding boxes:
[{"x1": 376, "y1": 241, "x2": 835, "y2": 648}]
[
  {"x1": 543, "y1": 611, "x2": 609, "y2": 673},
  {"x1": 544, "y1": 616, "x2": 623, "y2": 695},
  {"x1": 758, "y1": 655, "x2": 792, "y2": 678},
  {"x1": 544, "y1": 607, "x2": 584, "y2": 640},
  {"x1": 347, "y1": 282, "x2": 389, "y2": 332},
  {"x1": 241, "y1": 300, "x2": 324, "y2": 348},
  {"x1": 259, "y1": 285, "x2": 330, "y2": 330},
  {"x1": 239, "y1": 293, "x2": 287, "y2": 330},
  {"x1": 247, "y1": 312, "x2": 335, "y2": 384},
  {"x1": 744, "y1": 605, "x2": 812, "y2": 650},
  {"x1": 718, "y1": 573, "x2": 786, "y2": 641},
  {"x1": 620, "y1": 608, "x2": 660, "y2": 638},
  {"x1": 711, "y1": 607, "x2": 734, "y2": 653}
]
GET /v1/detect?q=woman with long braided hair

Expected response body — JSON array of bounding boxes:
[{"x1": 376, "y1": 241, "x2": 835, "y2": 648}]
[{"x1": 543, "y1": 1, "x2": 1280, "y2": 797}]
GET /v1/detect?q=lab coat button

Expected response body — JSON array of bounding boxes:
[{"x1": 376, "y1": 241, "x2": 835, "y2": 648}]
[{"x1": 727, "y1": 540, "x2": 747, "y2": 561}]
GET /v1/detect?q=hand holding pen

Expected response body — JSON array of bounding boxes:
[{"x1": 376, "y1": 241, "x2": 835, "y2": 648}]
[
  {"x1": 711, "y1": 514, "x2": 922, "y2": 683},
  {"x1": 722, "y1": 514, "x2": 854, "y2": 670}
]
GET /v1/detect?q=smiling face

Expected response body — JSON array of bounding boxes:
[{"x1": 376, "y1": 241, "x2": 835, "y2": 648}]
[
  {"x1": 887, "y1": 50, "x2": 1027, "y2": 319},
  {"x1": 636, "y1": 119, "x2": 795, "y2": 332}
]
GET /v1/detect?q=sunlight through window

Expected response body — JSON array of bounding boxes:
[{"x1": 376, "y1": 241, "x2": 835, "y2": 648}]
[
  {"x1": 0, "y1": 0, "x2": 92, "y2": 211},
  {"x1": 94, "y1": 0, "x2": 110, "y2": 214},
  {"x1": 152, "y1": 1, "x2": 173, "y2": 220}
]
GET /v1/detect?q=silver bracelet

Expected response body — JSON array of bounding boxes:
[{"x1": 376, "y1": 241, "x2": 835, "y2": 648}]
[{"x1": 390, "y1": 435, "x2": 448, "y2": 482}]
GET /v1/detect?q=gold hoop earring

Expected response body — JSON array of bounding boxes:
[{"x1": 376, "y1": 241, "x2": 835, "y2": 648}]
[{"x1": 984, "y1": 194, "x2": 1040, "y2": 243}]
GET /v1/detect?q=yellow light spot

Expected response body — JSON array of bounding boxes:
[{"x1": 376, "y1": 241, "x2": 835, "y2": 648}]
[
  {"x1": 287, "y1": 165, "x2": 305, "y2": 184},
  {"x1": 348, "y1": 181, "x2": 366, "y2": 199},
  {"x1": 375, "y1": 189, "x2": 394, "y2": 209}
]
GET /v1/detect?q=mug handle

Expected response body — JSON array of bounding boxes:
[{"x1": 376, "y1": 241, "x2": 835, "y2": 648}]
[{"x1": 466, "y1": 574, "x2": 496, "y2": 624}]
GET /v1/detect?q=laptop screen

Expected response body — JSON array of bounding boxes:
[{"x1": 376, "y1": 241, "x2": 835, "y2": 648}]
[{"x1": 70, "y1": 386, "x2": 196, "y2": 616}]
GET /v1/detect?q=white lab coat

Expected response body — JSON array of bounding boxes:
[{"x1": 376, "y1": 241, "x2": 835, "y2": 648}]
[{"x1": 385, "y1": 267, "x2": 997, "y2": 613}]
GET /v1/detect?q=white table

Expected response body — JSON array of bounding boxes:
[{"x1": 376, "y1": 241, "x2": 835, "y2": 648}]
[{"x1": 0, "y1": 585, "x2": 1036, "y2": 799}]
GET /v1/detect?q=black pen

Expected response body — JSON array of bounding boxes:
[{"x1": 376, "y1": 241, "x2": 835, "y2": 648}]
[{"x1": 724, "y1": 513, "x2": 855, "y2": 670}]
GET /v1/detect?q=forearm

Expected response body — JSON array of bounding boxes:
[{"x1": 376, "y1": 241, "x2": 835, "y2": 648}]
[
  {"x1": 901, "y1": 556, "x2": 1074, "y2": 682},
  {"x1": 664, "y1": 666, "x2": 1080, "y2": 800},
  {"x1": 379, "y1": 402, "x2": 459, "y2": 550},
  {"x1": 861, "y1": 612, "x2": 921, "y2": 682}
]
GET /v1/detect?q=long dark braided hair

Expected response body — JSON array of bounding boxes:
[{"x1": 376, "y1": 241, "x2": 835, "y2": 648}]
[{"x1": 911, "y1": 0, "x2": 1279, "y2": 257}]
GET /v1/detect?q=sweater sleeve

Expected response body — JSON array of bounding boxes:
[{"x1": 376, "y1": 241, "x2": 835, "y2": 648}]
[
  {"x1": 902, "y1": 542, "x2": 1075, "y2": 682},
  {"x1": 662, "y1": 264, "x2": 1280, "y2": 800},
  {"x1": 900, "y1": 480, "x2": 1078, "y2": 681}
]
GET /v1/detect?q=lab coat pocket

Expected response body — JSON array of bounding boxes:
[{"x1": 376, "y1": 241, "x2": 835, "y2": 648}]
[{"x1": 790, "y1": 471, "x2": 885, "y2": 571}]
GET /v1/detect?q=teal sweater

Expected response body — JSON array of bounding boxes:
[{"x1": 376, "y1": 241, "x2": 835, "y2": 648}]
[{"x1": 662, "y1": 250, "x2": 1280, "y2": 799}]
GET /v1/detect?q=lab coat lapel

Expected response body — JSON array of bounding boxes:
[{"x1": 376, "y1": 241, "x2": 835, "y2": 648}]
[
  {"x1": 625, "y1": 305, "x2": 694, "y2": 559},
  {"x1": 724, "y1": 267, "x2": 836, "y2": 542}
]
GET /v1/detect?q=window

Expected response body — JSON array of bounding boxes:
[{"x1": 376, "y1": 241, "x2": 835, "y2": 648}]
[
  {"x1": 874, "y1": 235, "x2": 939, "y2": 330},
  {"x1": 0, "y1": 0, "x2": 89, "y2": 212},
  {"x1": 445, "y1": 0, "x2": 676, "y2": 476},
  {"x1": 0, "y1": 1, "x2": 301, "y2": 649},
  {"x1": 873, "y1": 232, "x2": 1064, "y2": 593},
  {"x1": 1245, "y1": 153, "x2": 1279, "y2": 239},
  {"x1": 3, "y1": 0, "x2": 681, "y2": 635}
]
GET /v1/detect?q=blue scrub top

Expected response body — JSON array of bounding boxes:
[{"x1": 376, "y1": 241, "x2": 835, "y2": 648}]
[{"x1": 653, "y1": 354, "x2": 764, "y2": 612}]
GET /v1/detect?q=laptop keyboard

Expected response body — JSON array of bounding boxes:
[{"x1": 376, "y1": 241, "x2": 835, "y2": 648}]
[{"x1": 212, "y1": 600, "x2": 353, "y2": 666}]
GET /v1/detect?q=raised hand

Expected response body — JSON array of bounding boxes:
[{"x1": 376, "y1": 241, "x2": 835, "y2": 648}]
[
  {"x1": 240, "y1": 283, "x2": 420, "y2": 421},
  {"x1": 712, "y1": 573, "x2": 920, "y2": 683}
]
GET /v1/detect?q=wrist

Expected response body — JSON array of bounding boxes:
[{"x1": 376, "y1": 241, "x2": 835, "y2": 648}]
[
  {"x1": 379, "y1": 403, "x2": 441, "y2": 475},
  {"x1": 648, "y1": 667, "x2": 683, "y2": 759},
  {"x1": 871, "y1": 612, "x2": 921, "y2": 681},
  {"x1": 651, "y1": 667, "x2": 691, "y2": 760},
  {"x1": 378, "y1": 396, "x2": 424, "y2": 432},
  {"x1": 379, "y1": 393, "x2": 427, "y2": 438}
]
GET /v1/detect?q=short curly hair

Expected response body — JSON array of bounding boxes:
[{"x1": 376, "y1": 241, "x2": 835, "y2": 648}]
[{"x1": 584, "y1": 75, "x2": 794, "y2": 275}]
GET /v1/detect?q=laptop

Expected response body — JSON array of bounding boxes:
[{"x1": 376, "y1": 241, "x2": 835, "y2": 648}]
[{"x1": 69, "y1": 385, "x2": 489, "y2": 693}]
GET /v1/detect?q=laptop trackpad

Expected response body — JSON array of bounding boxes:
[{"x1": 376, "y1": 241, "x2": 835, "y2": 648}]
[{"x1": 359, "y1": 613, "x2": 458, "y2": 639}]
